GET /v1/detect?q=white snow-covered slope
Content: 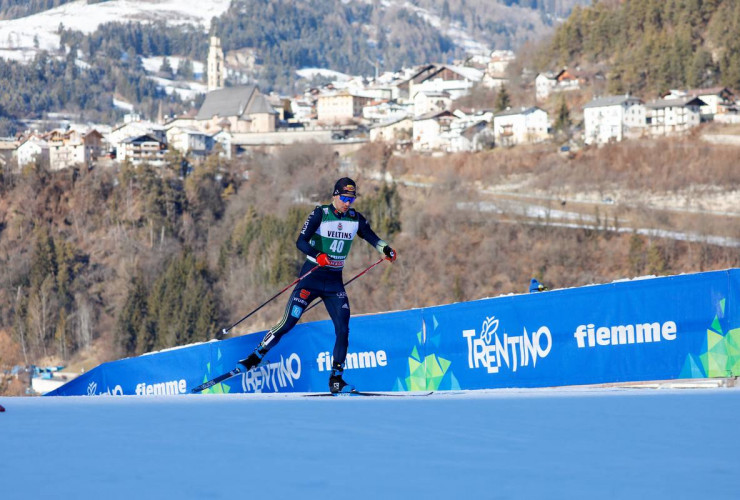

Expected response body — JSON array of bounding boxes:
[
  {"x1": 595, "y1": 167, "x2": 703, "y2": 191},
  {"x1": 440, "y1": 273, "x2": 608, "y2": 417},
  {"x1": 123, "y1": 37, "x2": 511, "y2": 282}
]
[
  {"x1": 1, "y1": 387, "x2": 738, "y2": 498},
  {"x1": 0, "y1": 0, "x2": 230, "y2": 61}
]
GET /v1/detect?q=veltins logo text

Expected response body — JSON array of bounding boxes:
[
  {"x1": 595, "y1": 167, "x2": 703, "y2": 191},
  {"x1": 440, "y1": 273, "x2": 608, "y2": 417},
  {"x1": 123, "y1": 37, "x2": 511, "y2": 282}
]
[{"x1": 463, "y1": 316, "x2": 552, "y2": 374}]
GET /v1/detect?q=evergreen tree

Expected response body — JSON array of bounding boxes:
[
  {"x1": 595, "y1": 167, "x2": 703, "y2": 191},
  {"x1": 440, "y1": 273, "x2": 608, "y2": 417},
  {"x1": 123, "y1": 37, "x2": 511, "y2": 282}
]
[
  {"x1": 628, "y1": 233, "x2": 646, "y2": 275},
  {"x1": 553, "y1": 96, "x2": 572, "y2": 136},
  {"x1": 494, "y1": 85, "x2": 511, "y2": 112},
  {"x1": 54, "y1": 239, "x2": 76, "y2": 311},
  {"x1": 116, "y1": 275, "x2": 149, "y2": 356},
  {"x1": 647, "y1": 244, "x2": 668, "y2": 275},
  {"x1": 146, "y1": 251, "x2": 218, "y2": 351},
  {"x1": 30, "y1": 226, "x2": 56, "y2": 291},
  {"x1": 159, "y1": 57, "x2": 173, "y2": 77},
  {"x1": 176, "y1": 58, "x2": 193, "y2": 80}
]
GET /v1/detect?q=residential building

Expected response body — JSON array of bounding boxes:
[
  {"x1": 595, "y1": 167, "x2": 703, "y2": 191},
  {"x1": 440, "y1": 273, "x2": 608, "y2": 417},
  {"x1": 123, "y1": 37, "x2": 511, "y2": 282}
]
[
  {"x1": 119, "y1": 134, "x2": 167, "y2": 165},
  {"x1": 397, "y1": 64, "x2": 435, "y2": 101},
  {"x1": 493, "y1": 107, "x2": 550, "y2": 146},
  {"x1": 445, "y1": 120, "x2": 493, "y2": 153},
  {"x1": 665, "y1": 87, "x2": 735, "y2": 119},
  {"x1": 369, "y1": 117, "x2": 413, "y2": 142},
  {"x1": 535, "y1": 72, "x2": 557, "y2": 102},
  {"x1": 583, "y1": 95, "x2": 645, "y2": 145},
  {"x1": 645, "y1": 96, "x2": 705, "y2": 136},
  {"x1": 398, "y1": 64, "x2": 483, "y2": 102},
  {"x1": 212, "y1": 130, "x2": 233, "y2": 159},
  {"x1": 413, "y1": 91, "x2": 451, "y2": 116},
  {"x1": 289, "y1": 98, "x2": 315, "y2": 123},
  {"x1": 356, "y1": 85, "x2": 394, "y2": 101},
  {"x1": 46, "y1": 129, "x2": 104, "y2": 170},
  {"x1": 362, "y1": 100, "x2": 411, "y2": 122},
  {"x1": 267, "y1": 94, "x2": 291, "y2": 121},
  {"x1": 195, "y1": 85, "x2": 278, "y2": 133},
  {"x1": 488, "y1": 50, "x2": 515, "y2": 76},
  {"x1": 412, "y1": 110, "x2": 456, "y2": 151},
  {"x1": 164, "y1": 115, "x2": 200, "y2": 131},
  {"x1": 165, "y1": 127, "x2": 213, "y2": 157},
  {"x1": 535, "y1": 69, "x2": 581, "y2": 102},
  {"x1": 0, "y1": 139, "x2": 17, "y2": 168},
  {"x1": 15, "y1": 137, "x2": 50, "y2": 168},
  {"x1": 483, "y1": 50, "x2": 515, "y2": 89},
  {"x1": 316, "y1": 91, "x2": 372, "y2": 124},
  {"x1": 409, "y1": 65, "x2": 483, "y2": 101},
  {"x1": 108, "y1": 119, "x2": 165, "y2": 158}
]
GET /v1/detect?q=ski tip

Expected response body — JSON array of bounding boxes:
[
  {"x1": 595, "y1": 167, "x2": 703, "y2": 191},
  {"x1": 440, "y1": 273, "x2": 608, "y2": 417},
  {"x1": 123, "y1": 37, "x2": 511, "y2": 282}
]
[{"x1": 0, "y1": 403, "x2": 5, "y2": 412}]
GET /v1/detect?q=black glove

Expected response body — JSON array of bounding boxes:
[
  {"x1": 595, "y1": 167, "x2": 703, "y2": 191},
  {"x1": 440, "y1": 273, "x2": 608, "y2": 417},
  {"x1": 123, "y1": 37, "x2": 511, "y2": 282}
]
[{"x1": 383, "y1": 245, "x2": 397, "y2": 262}]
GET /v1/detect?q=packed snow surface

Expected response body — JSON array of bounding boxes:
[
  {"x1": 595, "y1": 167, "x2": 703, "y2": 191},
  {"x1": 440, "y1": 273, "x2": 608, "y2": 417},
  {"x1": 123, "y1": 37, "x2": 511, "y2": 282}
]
[{"x1": 2, "y1": 387, "x2": 738, "y2": 498}]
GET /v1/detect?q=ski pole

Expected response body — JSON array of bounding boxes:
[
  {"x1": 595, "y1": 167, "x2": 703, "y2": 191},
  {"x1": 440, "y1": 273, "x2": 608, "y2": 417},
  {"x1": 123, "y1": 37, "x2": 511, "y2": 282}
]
[
  {"x1": 221, "y1": 264, "x2": 320, "y2": 336},
  {"x1": 305, "y1": 257, "x2": 386, "y2": 313}
]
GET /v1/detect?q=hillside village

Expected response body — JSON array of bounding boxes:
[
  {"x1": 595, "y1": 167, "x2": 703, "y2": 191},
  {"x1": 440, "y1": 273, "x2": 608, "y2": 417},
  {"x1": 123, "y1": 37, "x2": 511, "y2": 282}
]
[{"x1": 2, "y1": 34, "x2": 739, "y2": 173}]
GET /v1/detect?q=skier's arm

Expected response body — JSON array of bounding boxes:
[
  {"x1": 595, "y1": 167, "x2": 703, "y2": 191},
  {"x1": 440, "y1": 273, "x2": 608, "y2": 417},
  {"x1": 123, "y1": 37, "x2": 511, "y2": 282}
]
[{"x1": 296, "y1": 206, "x2": 322, "y2": 258}]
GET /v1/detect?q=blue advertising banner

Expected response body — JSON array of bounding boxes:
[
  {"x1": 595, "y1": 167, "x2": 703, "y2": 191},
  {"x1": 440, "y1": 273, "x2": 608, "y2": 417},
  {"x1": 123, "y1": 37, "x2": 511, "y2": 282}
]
[
  {"x1": 47, "y1": 269, "x2": 740, "y2": 396},
  {"x1": 423, "y1": 271, "x2": 735, "y2": 390}
]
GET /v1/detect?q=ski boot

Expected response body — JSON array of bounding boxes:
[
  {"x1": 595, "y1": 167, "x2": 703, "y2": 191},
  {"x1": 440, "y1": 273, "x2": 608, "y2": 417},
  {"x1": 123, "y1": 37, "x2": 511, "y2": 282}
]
[
  {"x1": 237, "y1": 349, "x2": 265, "y2": 373},
  {"x1": 329, "y1": 366, "x2": 355, "y2": 394}
]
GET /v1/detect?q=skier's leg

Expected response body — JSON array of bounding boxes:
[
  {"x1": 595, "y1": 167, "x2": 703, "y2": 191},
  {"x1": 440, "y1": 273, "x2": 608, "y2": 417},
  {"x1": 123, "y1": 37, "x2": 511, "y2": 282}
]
[
  {"x1": 323, "y1": 290, "x2": 352, "y2": 392},
  {"x1": 324, "y1": 290, "x2": 351, "y2": 366},
  {"x1": 238, "y1": 286, "x2": 317, "y2": 370}
]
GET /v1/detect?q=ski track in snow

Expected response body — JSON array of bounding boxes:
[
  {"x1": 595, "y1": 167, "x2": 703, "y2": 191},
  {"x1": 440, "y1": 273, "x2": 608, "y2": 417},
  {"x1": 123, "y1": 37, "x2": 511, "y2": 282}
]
[{"x1": 1, "y1": 387, "x2": 739, "y2": 498}]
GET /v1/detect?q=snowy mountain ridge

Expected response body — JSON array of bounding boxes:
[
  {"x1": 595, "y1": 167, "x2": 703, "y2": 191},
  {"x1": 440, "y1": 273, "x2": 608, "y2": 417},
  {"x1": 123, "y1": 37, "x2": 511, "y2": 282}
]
[
  {"x1": 0, "y1": 0, "x2": 231, "y2": 62},
  {"x1": 0, "y1": 0, "x2": 545, "y2": 64}
]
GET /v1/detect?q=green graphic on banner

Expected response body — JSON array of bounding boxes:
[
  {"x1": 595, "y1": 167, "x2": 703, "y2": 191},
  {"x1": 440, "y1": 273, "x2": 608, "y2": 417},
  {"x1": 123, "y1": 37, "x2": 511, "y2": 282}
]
[
  {"x1": 396, "y1": 315, "x2": 460, "y2": 391},
  {"x1": 681, "y1": 298, "x2": 740, "y2": 378},
  {"x1": 202, "y1": 348, "x2": 232, "y2": 394}
]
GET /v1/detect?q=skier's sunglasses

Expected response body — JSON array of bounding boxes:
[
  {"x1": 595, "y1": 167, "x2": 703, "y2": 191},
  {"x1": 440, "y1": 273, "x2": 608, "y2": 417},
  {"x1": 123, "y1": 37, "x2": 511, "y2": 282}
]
[{"x1": 339, "y1": 195, "x2": 355, "y2": 204}]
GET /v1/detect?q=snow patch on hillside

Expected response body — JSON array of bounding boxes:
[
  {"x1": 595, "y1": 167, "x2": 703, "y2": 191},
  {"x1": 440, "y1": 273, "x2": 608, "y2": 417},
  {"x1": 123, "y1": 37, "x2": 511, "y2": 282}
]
[
  {"x1": 0, "y1": 0, "x2": 230, "y2": 61},
  {"x1": 140, "y1": 56, "x2": 203, "y2": 75},
  {"x1": 113, "y1": 98, "x2": 135, "y2": 112},
  {"x1": 297, "y1": 68, "x2": 353, "y2": 82}
]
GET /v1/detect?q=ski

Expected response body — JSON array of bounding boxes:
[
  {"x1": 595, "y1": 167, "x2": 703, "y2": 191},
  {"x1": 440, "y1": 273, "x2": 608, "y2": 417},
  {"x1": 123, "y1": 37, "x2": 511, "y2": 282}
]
[
  {"x1": 191, "y1": 367, "x2": 243, "y2": 393},
  {"x1": 306, "y1": 391, "x2": 434, "y2": 397},
  {"x1": 191, "y1": 366, "x2": 435, "y2": 397}
]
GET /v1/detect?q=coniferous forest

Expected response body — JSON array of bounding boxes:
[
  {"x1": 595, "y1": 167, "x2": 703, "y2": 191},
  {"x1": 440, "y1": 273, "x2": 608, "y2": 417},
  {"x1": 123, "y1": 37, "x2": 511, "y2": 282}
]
[
  {"x1": 543, "y1": 0, "x2": 740, "y2": 95},
  {"x1": 0, "y1": 0, "x2": 74, "y2": 20},
  {"x1": 0, "y1": 23, "x2": 203, "y2": 135}
]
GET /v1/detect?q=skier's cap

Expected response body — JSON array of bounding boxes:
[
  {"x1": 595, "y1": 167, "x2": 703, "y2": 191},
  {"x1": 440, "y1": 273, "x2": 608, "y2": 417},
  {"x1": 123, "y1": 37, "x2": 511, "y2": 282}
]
[{"x1": 333, "y1": 177, "x2": 357, "y2": 198}]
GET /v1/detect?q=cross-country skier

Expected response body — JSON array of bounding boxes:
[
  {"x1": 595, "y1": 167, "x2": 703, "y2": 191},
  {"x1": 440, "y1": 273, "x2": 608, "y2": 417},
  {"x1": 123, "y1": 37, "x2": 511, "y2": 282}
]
[{"x1": 237, "y1": 177, "x2": 397, "y2": 393}]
